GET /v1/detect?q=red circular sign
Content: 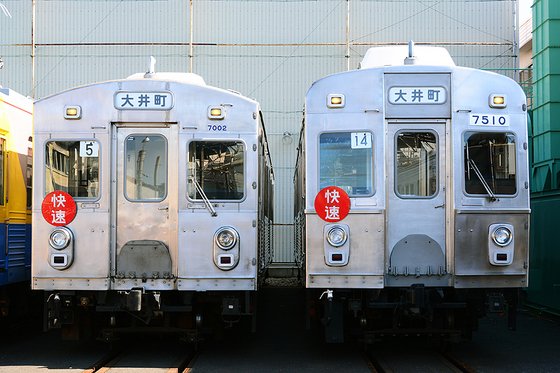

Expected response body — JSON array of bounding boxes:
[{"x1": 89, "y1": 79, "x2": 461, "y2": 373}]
[
  {"x1": 314, "y1": 186, "x2": 351, "y2": 222},
  {"x1": 42, "y1": 191, "x2": 77, "y2": 227}
]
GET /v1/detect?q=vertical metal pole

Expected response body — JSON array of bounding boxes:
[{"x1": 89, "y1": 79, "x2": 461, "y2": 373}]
[
  {"x1": 513, "y1": 0, "x2": 520, "y2": 76},
  {"x1": 346, "y1": 0, "x2": 350, "y2": 71},
  {"x1": 31, "y1": 0, "x2": 36, "y2": 98},
  {"x1": 190, "y1": 0, "x2": 194, "y2": 73}
]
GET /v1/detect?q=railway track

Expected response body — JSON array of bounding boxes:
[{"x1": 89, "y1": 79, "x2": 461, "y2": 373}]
[
  {"x1": 364, "y1": 348, "x2": 477, "y2": 373},
  {"x1": 83, "y1": 346, "x2": 199, "y2": 373}
]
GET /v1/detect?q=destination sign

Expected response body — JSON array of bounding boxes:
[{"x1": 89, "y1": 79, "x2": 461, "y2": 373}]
[
  {"x1": 388, "y1": 86, "x2": 446, "y2": 105},
  {"x1": 114, "y1": 91, "x2": 174, "y2": 110}
]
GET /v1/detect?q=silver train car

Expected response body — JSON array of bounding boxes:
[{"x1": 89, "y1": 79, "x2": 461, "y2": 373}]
[
  {"x1": 294, "y1": 43, "x2": 529, "y2": 344},
  {"x1": 32, "y1": 62, "x2": 274, "y2": 341}
]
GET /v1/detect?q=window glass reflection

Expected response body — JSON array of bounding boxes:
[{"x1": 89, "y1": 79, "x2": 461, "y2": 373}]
[
  {"x1": 125, "y1": 135, "x2": 167, "y2": 201},
  {"x1": 319, "y1": 132, "x2": 374, "y2": 196},
  {"x1": 45, "y1": 140, "x2": 99, "y2": 199},
  {"x1": 188, "y1": 141, "x2": 244, "y2": 200},
  {"x1": 396, "y1": 132, "x2": 437, "y2": 197},
  {"x1": 465, "y1": 132, "x2": 516, "y2": 196}
]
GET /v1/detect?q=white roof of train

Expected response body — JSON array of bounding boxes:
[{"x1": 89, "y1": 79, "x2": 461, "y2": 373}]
[
  {"x1": 126, "y1": 72, "x2": 206, "y2": 86},
  {"x1": 360, "y1": 45, "x2": 456, "y2": 69},
  {"x1": 126, "y1": 56, "x2": 207, "y2": 85}
]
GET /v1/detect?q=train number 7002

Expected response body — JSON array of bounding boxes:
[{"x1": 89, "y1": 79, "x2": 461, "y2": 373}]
[{"x1": 208, "y1": 125, "x2": 227, "y2": 131}]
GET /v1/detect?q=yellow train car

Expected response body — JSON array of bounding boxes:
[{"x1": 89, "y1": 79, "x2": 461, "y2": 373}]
[{"x1": 0, "y1": 87, "x2": 33, "y2": 322}]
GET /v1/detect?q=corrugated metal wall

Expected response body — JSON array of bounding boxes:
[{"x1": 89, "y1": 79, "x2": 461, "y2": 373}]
[{"x1": 1, "y1": 0, "x2": 518, "y2": 264}]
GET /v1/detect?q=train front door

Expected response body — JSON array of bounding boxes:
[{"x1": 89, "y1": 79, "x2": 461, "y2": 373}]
[
  {"x1": 113, "y1": 124, "x2": 178, "y2": 284},
  {"x1": 386, "y1": 122, "x2": 448, "y2": 283}
]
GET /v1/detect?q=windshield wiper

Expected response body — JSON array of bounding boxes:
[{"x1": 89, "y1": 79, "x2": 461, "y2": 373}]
[
  {"x1": 467, "y1": 158, "x2": 497, "y2": 202},
  {"x1": 189, "y1": 176, "x2": 217, "y2": 216}
]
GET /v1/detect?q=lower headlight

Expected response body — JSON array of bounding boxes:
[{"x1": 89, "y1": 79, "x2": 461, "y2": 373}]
[
  {"x1": 49, "y1": 228, "x2": 72, "y2": 250},
  {"x1": 492, "y1": 226, "x2": 512, "y2": 246},
  {"x1": 215, "y1": 227, "x2": 238, "y2": 250},
  {"x1": 326, "y1": 226, "x2": 347, "y2": 247}
]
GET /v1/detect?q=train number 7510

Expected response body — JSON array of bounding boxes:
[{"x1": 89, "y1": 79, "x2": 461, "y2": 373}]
[{"x1": 469, "y1": 114, "x2": 509, "y2": 127}]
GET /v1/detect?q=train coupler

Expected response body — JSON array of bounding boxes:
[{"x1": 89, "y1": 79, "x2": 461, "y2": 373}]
[
  {"x1": 221, "y1": 296, "x2": 240, "y2": 316},
  {"x1": 46, "y1": 292, "x2": 75, "y2": 329},
  {"x1": 486, "y1": 294, "x2": 506, "y2": 321},
  {"x1": 349, "y1": 299, "x2": 362, "y2": 317}
]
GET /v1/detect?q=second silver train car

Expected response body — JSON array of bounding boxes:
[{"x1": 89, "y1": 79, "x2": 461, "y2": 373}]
[
  {"x1": 294, "y1": 44, "x2": 529, "y2": 344},
  {"x1": 32, "y1": 62, "x2": 274, "y2": 341}
]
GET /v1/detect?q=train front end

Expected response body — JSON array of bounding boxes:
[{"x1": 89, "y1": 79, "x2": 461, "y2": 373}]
[
  {"x1": 296, "y1": 44, "x2": 529, "y2": 344},
  {"x1": 32, "y1": 68, "x2": 273, "y2": 341}
]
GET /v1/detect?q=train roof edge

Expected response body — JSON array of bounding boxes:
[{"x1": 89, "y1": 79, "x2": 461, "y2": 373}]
[
  {"x1": 360, "y1": 43, "x2": 456, "y2": 69},
  {"x1": 0, "y1": 86, "x2": 34, "y2": 109},
  {"x1": 126, "y1": 72, "x2": 206, "y2": 86},
  {"x1": 34, "y1": 72, "x2": 260, "y2": 106}
]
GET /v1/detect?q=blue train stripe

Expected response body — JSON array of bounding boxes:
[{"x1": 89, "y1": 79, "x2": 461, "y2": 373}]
[{"x1": 0, "y1": 223, "x2": 31, "y2": 286}]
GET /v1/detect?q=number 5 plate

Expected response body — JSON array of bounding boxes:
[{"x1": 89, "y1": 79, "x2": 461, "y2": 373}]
[
  {"x1": 469, "y1": 114, "x2": 510, "y2": 127},
  {"x1": 80, "y1": 141, "x2": 99, "y2": 157}
]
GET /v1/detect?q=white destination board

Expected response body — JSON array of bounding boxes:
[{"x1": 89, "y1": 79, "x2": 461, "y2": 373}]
[
  {"x1": 388, "y1": 86, "x2": 446, "y2": 105},
  {"x1": 114, "y1": 91, "x2": 174, "y2": 110}
]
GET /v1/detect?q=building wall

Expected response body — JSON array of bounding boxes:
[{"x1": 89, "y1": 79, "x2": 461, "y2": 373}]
[
  {"x1": 1, "y1": 0, "x2": 519, "y2": 264},
  {"x1": 519, "y1": 18, "x2": 533, "y2": 108},
  {"x1": 520, "y1": 18, "x2": 533, "y2": 69}
]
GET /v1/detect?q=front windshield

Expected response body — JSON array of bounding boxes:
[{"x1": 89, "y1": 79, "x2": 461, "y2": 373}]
[
  {"x1": 188, "y1": 141, "x2": 244, "y2": 200},
  {"x1": 45, "y1": 140, "x2": 100, "y2": 199},
  {"x1": 464, "y1": 132, "x2": 516, "y2": 196},
  {"x1": 319, "y1": 132, "x2": 374, "y2": 196}
]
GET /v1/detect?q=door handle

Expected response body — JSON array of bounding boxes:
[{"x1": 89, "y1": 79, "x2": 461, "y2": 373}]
[
  {"x1": 434, "y1": 203, "x2": 445, "y2": 209},
  {"x1": 158, "y1": 206, "x2": 169, "y2": 211}
]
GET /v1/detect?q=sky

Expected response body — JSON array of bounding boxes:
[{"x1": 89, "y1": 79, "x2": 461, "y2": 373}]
[{"x1": 520, "y1": 0, "x2": 532, "y2": 23}]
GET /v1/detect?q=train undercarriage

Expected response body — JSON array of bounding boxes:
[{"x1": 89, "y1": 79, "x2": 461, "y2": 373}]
[
  {"x1": 308, "y1": 286, "x2": 521, "y2": 345},
  {"x1": 43, "y1": 289, "x2": 256, "y2": 343}
]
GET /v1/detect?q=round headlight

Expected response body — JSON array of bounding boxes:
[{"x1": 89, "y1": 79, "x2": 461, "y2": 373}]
[
  {"x1": 327, "y1": 226, "x2": 347, "y2": 247},
  {"x1": 492, "y1": 226, "x2": 512, "y2": 246},
  {"x1": 49, "y1": 228, "x2": 71, "y2": 250},
  {"x1": 216, "y1": 228, "x2": 237, "y2": 250}
]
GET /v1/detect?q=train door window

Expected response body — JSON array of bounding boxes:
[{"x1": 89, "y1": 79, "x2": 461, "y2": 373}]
[
  {"x1": 319, "y1": 132, "x2": 374, "y2": 196},
  {"x1": 464, "y1": 132, "x2": 516, "y2": 196},
  {"x1": 188, "y1": 141, "x2": 244, "y2": 200},
  {"x1": 395, "y1": 131, "x2": 437, "y2": 198},
  {"x1": 124, "y1": 135, "x2": 167, "y2": 201},
  {"x1": 0, "y1": 138, "x2": 4, "y2": 205},
  {"x1": 45, "y1": 140, "x2": 100, "y2": 199}
]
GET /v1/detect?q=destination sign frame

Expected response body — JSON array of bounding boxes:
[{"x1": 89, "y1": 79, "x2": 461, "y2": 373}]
[
  {"x1": 114, "y1": 91, "x2": 174, "y2": 110},
  {"x1": 388, "y1": 86, "x2": 447, "y2": 105}
]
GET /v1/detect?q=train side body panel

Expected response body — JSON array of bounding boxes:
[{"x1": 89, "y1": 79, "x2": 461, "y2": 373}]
[{"x1": 0, "y1": 88, "x2": 33, "y2": 322}]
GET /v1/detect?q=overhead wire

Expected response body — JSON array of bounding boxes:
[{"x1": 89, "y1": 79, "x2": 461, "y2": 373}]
[
  {"x1": 416, "y1": 0, "x2": 513, "y2": 43},
  {"x1": 248, "y1": 0, "x2": 345, "y2": 97},
  {"x1": 351, "y1": 0, "x2": 447, "y2": 44},
  {"x1": 350, "y1": 0, "x2": 513, "y2": 61},
  {"x1": 26, "y1": 0, "x2": 516, "y2": 96},
  {"x1": 28, "y1": 0, "x2": 124, "y2": 97}
]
